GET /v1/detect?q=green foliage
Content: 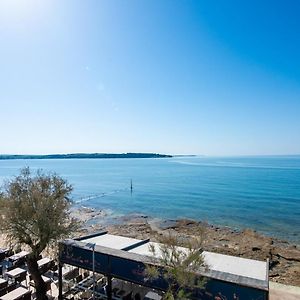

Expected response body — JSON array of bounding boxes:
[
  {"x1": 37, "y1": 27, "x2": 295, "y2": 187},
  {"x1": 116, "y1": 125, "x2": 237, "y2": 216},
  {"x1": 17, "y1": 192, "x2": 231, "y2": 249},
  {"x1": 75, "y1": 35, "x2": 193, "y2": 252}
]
[
  {"x1": 0, "y1": 167, "x2": 79, "y2": 255},
  {"x1": 0, "y1": 153, "x2": 172, "y2": 160},
  {"x1": 146, "y1": 231, "x2": 207, "y2": 300},
  {"x1": 0, "y1": 168, "x2": 80, "y2": 299}
]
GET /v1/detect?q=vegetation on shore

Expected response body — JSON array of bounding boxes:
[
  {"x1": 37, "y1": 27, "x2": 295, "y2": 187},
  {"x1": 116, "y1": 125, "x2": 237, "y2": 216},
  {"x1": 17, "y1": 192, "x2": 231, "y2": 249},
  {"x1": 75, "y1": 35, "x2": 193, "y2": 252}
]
[
  {"x1": 0, "y1": 168, "x2": 79, "y2": 300},
  {"x1": 146, "y1": 231, "x2": 207, "y2": 300},
  {"x1": 0, "y1": 153, "x2": 172, "y2": 160}
]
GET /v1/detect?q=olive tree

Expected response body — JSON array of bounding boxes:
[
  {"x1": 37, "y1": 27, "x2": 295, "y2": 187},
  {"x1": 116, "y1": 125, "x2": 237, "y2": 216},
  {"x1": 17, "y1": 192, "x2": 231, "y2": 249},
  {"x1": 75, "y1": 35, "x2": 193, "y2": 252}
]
[
  {"x1": 146, "y1": 230, "x2": 207, "y2": 300},
  {"x1": 0, "y1": 167, "x2": 79, "y2": 300}
]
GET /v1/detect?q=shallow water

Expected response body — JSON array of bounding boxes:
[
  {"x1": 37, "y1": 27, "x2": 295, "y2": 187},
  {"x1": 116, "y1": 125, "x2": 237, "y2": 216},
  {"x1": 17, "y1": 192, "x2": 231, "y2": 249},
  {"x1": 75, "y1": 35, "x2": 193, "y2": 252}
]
[{"x1": 0, "y1": 156, "x2": 299, "y2": 243}]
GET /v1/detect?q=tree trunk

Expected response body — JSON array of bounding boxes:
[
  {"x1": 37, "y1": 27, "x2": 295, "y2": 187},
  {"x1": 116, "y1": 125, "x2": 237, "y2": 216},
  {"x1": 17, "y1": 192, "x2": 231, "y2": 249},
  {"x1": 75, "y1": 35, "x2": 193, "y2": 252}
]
[{"x1": 26, "y1": 255, "x2": 48, "y2": 300}]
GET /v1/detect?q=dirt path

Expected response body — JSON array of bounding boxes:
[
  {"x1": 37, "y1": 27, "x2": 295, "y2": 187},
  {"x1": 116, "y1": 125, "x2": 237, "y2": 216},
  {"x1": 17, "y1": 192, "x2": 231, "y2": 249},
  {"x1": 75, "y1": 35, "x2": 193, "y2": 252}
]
[{"x1": 269, "y1": 282, "x2": 300, "y2": 300}]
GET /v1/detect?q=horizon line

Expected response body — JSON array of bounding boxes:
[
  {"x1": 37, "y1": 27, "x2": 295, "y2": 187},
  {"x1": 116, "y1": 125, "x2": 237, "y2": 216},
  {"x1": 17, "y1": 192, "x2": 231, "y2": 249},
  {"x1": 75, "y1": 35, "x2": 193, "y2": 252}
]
[{"x1": 0, "y1": 152, "x2": 300, "y2": 157}]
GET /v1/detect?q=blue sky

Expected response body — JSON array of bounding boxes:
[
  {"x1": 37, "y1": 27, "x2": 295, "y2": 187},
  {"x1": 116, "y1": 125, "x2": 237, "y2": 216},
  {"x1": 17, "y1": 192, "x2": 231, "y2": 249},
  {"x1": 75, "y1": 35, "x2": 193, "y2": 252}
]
[{"x1": 0, "y1": 0, "x2": 299, "y2": 155}]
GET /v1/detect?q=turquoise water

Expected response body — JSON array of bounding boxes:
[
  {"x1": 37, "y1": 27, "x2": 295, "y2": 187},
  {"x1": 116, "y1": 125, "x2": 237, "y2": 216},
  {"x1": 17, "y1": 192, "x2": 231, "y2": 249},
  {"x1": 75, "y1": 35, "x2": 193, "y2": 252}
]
[{"x1": 0, "y1": 156, "x2": 299, "y2": 243}]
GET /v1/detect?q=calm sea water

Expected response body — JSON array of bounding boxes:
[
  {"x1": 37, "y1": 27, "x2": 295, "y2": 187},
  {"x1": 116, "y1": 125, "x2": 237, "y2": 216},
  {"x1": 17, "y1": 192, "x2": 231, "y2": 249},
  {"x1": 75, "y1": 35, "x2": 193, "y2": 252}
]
[{"x1": 0, "y1": 156, "x2": 299, "y2": 243}]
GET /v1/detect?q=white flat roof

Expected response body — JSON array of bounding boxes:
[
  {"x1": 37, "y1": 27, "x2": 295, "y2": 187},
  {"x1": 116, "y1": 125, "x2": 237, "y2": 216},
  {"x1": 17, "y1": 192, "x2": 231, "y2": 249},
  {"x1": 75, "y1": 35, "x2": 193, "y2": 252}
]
[
  {"x1": 128, "y1": 241, "x2": 188, "y2": 259},
  {"x1": 76, "y1": 233, "x2": 268, "y2": 289},
  {"x1": 83, "y1": 234, "x2": 143, "y2": 250},
  {"x1": 129, "y1": 242, "x2": 267, "y2": 282},
  {"x1": 202, "y1": 251, "x2": 267, "y2": 281}
]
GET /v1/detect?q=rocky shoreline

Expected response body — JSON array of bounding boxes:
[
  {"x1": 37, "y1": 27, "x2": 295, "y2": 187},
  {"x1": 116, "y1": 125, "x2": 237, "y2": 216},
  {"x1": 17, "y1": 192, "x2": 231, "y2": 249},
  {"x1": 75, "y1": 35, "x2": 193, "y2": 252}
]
[
  {"x1": 73, "y1": 207, "x2": 300, "y2": 287},
  {"x1": 1, "y1": 206, "x2": 298, "y2": 289}
]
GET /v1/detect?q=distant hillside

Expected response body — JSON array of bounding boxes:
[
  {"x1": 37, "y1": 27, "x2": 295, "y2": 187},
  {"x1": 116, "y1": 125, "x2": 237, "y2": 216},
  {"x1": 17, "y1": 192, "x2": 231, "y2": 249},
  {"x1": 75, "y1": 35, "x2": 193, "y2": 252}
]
[{"x1": 0, "y1": 153, "x2": 172, "y2": 160}]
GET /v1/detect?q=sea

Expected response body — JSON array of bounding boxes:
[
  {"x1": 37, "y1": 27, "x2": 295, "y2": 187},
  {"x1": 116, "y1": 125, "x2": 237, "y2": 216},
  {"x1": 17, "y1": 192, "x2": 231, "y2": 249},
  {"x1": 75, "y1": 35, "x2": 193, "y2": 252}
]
[{"x1": 0, "y1": 156, "x2": 299, "y2": 243}]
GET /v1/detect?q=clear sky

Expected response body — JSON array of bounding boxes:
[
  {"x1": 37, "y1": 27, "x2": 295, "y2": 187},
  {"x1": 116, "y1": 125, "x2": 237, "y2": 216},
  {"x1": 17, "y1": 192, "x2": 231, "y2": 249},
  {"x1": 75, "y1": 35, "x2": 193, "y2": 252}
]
[{"x1": 0, "y1": 0, "x2": 299, "y2": 155}]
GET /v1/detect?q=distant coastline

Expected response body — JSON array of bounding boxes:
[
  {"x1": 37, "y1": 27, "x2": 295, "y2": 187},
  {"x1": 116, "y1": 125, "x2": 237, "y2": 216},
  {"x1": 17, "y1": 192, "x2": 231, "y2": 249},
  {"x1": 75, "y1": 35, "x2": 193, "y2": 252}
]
[{"x1": 0, "y1": 153, "x2": 172, "y2": 160}]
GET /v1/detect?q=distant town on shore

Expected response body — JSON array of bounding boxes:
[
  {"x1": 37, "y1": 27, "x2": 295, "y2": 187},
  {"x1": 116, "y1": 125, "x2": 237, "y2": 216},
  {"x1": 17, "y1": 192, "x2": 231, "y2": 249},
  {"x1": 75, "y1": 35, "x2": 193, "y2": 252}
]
[{"x1": 0, "y1": 153, "x2": 173, "y2": 160}]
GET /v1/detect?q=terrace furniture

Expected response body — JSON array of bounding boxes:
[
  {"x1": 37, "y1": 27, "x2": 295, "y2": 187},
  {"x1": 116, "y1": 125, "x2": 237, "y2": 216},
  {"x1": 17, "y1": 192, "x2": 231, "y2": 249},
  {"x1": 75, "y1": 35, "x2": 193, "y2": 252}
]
[
  {"x1": 8, "y1": 251, "x2": 28, "y2": 264},
  {"x1": 75, "y1": 274, "x2": 83, "y2": 284},
  {"x1": 63, "y1": 267, "x2": 79, "y2": 280},
  {"x1": 51, "y1": 263, "x2": 58, "y2": 272},
  {"x1": 37, "y1": 257, "x2": 54, "y2": 274},
  {"x1": 6, "y1": 265, "x2": 16, "y2": 272},
  {"x1": 0, "y1": 249, "x2": 9, "y2": 262},
  {"x1": 0, "y1": 279, "x2": 7, "y2": 290},
  {"x1": 37, "y1": 257, "x2": 52, "y2": 267},
  {"x1": 15, "y1": 272, "x2": 27, "y2": 287},
  {"x1": 5, "y1": 268, "x2": 27, "y2": 284},
  {"x1": 30, "y1": 275, "x2": 51, "y2": 294},
  {"x1": 0, "y1": 286, "x2": 31, "y2": 300},
  {"x1": 0, "y1": 288, "x2": 6, "y2": 298},
  {"x1": 4, "y1": 282, "x2": 17, "y2": 293},
  {"x1": 82, "y1": 277, "x2": 94, "y2": 287},
  {"x1": 13, "y1": 258, "x2": 26, "y2": 268}
]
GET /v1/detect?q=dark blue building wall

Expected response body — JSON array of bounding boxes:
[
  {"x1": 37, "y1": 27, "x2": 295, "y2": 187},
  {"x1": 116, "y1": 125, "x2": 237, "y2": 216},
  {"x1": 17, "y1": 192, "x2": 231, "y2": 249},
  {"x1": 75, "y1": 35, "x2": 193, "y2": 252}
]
[{"x1": 59, "y1": 243, "x2": 268, "y2": 300}]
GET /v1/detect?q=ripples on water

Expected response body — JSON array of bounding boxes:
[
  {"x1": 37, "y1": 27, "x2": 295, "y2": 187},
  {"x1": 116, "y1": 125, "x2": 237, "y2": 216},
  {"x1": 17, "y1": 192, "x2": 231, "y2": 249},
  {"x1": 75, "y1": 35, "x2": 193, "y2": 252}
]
[{"x1": 0, "y1": 156, "x2": 299, "y2": 243}]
